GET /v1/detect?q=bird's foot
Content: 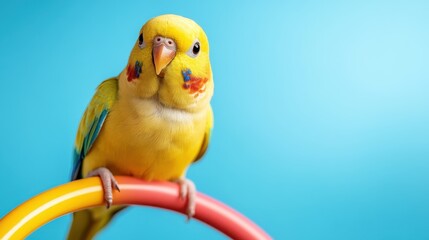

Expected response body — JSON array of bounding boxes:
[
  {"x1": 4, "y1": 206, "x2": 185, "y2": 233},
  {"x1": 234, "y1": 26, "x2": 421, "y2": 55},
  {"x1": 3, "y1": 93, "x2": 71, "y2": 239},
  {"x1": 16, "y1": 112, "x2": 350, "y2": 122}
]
[
  {"x1": 174, "y1": 178, "x2": 196, "y2": 221},
  {"x1": 87, "y1": 167, "x2": 120, "y2": 209}
]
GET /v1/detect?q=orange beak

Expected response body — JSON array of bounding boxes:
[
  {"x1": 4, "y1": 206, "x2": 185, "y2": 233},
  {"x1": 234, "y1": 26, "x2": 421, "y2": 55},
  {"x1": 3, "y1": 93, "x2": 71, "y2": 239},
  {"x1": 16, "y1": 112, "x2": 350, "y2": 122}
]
[{"x1": 152, "y1": 44, "x2": 176, "y2": 76}]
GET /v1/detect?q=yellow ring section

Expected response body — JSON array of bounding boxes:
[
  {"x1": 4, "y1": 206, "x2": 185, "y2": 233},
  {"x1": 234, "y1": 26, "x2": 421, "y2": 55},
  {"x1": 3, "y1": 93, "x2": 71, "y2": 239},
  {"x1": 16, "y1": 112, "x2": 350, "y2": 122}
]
[{"x1": 0, "y1": 178, "x2": 103, "y2": 240}]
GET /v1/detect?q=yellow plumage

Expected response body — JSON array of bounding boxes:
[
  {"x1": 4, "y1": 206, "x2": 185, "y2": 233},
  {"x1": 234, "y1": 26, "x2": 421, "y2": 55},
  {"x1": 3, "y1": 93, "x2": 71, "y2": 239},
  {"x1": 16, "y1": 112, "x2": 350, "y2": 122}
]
[
  {"x1": 82, "y1": 77, "x2": 212, "y2": 180},
  {"x1": 68, "y1": 14, "x2": 214, "y2": 239}
]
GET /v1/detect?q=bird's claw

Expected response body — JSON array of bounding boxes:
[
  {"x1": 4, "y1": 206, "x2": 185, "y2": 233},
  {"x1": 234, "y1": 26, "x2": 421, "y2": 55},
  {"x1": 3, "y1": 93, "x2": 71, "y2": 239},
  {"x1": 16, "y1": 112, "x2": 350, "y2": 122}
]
[
  {"x1": 175, "y1": 178, "x2": 196, "y2": 220},
  {"x1": 87, "y1": 167, "x2": 120, "y2": 209}
]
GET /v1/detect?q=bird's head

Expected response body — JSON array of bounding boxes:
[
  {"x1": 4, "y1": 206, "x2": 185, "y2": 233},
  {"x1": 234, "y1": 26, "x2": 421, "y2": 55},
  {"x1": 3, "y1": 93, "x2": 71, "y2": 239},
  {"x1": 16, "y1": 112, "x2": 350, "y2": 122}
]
[{"x1": 119, "y1": 14, "x2": 213, "y2": 112}]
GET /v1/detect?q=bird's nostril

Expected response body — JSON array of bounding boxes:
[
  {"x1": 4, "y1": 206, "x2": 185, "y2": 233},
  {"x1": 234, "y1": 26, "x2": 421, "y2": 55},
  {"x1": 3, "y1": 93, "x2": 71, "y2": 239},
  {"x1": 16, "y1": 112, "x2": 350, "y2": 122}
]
[{"x1": 168, "y1": 40, "x2": 172, "y2": 45}]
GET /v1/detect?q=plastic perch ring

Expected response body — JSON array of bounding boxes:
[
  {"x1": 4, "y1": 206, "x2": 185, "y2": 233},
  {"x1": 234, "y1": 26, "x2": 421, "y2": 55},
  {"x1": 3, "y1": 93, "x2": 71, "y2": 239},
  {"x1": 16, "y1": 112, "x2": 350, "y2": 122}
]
[{"x1": 0, "y1": 176, "x2": 271, "y2": 240}]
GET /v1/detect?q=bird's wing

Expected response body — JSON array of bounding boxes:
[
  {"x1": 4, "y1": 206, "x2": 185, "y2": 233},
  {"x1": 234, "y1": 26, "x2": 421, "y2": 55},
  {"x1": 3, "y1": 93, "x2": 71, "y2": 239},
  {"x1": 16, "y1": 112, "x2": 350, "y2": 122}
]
[
  {"x1": 193, "y1": 106, "x2": 214, "y2": 163},
  {"x1": 71, "y1": 78, "x2": 118, "y2": 180}
]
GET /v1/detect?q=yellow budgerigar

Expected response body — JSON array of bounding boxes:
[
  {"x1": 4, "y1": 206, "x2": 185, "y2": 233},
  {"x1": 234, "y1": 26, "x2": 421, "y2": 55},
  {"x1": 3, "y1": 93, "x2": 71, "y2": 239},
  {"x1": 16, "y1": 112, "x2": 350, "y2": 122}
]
[{"x1": 68, "y1": 14, "x2": 214, "y2": 239}]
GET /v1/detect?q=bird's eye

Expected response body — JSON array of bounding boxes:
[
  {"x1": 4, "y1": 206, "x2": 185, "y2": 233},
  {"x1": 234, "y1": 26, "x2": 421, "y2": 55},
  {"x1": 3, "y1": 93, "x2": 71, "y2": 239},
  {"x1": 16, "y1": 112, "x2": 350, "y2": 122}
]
[
  {"x1": 192, "y1": 42, "x2": 200, "y2": 55},
  {"x1": 186, "y1": 40, "x2": 201, "y2": 58},
  {"x1": 138, "y1": 33, "x2": 145, "y2": 49}
]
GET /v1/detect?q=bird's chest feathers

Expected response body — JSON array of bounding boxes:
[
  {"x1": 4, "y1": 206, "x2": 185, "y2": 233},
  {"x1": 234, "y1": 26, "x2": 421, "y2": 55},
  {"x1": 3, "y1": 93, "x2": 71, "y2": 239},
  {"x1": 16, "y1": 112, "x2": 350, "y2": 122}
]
[{"x1": 104, "y1": 98, "x2": 206, "y2": 177}]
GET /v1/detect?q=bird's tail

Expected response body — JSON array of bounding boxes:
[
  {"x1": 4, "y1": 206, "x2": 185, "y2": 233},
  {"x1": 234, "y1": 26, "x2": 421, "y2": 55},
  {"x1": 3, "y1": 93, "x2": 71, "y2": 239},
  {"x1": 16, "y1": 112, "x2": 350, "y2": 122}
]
[{"x1": 67, "y1": 206, "x2": 126, "y2": 240}]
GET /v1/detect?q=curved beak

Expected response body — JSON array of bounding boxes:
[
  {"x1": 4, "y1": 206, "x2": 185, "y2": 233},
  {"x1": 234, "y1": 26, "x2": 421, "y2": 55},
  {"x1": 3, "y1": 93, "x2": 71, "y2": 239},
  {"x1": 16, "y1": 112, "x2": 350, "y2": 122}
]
[{"x1": 152, "y1": 44, "x2": 176, "y2": 76}]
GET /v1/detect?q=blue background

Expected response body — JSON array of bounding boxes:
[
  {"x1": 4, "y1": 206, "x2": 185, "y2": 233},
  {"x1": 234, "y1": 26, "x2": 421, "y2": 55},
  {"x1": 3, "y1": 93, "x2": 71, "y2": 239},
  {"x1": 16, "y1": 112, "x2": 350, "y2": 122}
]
[{"x1": 1, "y1": 0, "x2": 428, "y2": 239}]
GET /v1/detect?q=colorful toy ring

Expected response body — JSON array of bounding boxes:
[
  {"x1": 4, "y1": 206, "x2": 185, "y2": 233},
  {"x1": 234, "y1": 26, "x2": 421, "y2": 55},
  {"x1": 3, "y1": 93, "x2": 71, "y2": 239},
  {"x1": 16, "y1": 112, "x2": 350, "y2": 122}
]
[{"x1": 0, "y1": 176, "x2": 271, "y2": 239}]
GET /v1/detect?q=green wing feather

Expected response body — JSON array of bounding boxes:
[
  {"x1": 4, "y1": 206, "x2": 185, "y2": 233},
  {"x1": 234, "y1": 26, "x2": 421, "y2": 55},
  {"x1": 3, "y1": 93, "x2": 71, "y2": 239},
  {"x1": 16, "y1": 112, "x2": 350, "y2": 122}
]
[{"x1": 71, "y1": 78, "x2": 118, "y2": 180}]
